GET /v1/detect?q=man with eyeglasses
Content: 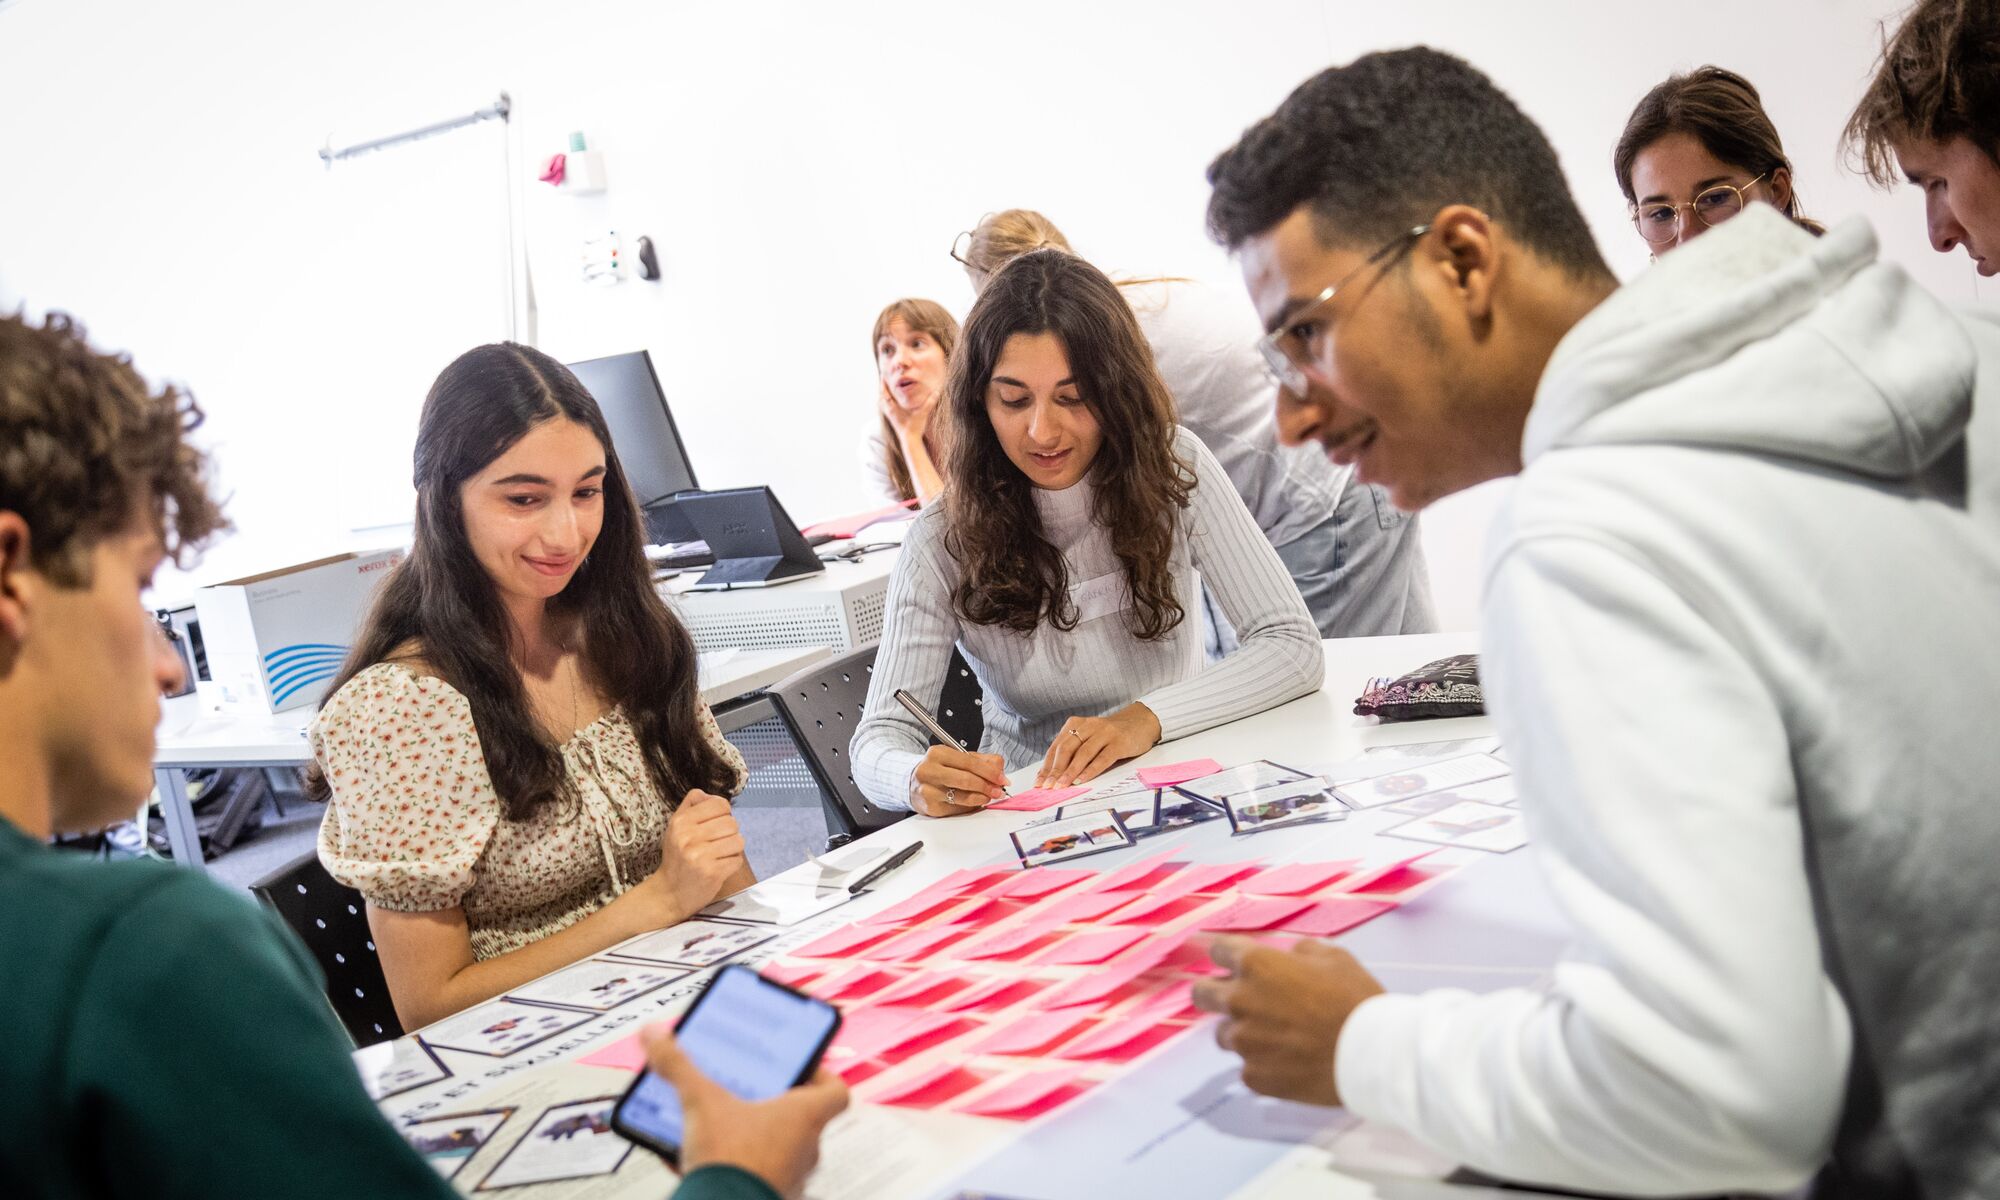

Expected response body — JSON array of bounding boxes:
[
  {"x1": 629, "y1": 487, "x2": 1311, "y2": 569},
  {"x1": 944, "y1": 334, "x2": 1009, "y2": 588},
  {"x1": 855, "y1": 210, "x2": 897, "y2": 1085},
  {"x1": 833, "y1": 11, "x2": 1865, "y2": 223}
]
[{"x1": 1192, "y1": 46, "x2": 2000, "y2": 1198}]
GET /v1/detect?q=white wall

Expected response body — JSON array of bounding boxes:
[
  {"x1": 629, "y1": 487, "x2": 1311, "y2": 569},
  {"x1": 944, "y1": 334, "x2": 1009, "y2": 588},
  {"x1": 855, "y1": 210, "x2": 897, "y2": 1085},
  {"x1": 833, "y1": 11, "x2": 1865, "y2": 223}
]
[{"x1": 0, "y1": 0, "x2": 1985, "y2": 627}]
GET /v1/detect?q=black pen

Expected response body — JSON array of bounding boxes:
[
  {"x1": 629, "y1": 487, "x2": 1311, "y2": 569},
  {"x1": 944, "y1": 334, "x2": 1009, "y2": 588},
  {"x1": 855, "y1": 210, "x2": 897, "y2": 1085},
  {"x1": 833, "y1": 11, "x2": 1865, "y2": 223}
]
[{"x1": 847, "y1": 841, "x2": 924, "y2": 894}]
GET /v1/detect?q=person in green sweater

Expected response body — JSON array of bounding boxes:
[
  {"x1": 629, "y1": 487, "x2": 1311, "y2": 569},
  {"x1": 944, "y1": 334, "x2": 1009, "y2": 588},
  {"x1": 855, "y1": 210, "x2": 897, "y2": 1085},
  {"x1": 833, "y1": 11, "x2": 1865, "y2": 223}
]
[{"x1": 0, "y1": 309, "x2": 846, "y2": 1200}]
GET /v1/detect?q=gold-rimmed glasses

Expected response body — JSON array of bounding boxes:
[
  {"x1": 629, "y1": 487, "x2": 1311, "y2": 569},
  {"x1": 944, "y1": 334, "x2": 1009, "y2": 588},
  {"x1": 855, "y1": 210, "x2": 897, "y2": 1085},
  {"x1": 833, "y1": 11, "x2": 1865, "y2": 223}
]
[
  {"x1": 1630, "y1": 173, "x2": 1767, "y2": 245},
  {"x1": 1255, "y1": 224, "x2": 1431, "y2": 394}
]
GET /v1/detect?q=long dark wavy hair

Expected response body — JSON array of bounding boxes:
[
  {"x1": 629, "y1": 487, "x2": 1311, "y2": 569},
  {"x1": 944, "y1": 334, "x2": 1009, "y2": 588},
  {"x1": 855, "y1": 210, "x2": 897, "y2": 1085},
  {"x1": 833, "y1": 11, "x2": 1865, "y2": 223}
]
[
  {"x1": 941, "y1": 249, "x2": 1194, "y2": 640},
  {"x1": 306, "y1": 343, "x2": 735, "y2": 821}
]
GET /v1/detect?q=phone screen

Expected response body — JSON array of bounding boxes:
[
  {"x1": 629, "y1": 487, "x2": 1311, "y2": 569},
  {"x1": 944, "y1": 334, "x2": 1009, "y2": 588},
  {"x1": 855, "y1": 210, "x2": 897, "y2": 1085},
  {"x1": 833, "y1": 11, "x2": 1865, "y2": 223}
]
[{"x1": 614, "y1": 965, "x2": 841, "y2": 1162}]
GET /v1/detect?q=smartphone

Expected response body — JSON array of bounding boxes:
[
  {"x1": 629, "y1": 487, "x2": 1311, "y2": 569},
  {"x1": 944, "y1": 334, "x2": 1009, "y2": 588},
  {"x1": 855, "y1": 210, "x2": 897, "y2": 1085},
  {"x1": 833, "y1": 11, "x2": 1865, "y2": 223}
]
[{"x1": 612, "y1": 964, "x2": 843, "y2": 1167}]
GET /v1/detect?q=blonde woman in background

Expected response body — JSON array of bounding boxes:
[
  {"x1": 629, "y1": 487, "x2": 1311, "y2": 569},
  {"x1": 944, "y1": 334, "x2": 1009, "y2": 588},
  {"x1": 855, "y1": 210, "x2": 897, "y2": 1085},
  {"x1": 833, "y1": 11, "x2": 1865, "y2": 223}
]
[{"x1": 954, "y1": 209, "x2": 1434, "y2": 640}]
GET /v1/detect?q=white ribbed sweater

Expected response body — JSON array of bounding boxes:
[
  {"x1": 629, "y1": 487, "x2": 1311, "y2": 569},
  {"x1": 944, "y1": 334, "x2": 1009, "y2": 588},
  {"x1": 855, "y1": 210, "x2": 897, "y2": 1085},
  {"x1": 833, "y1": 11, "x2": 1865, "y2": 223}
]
[{"x1": 851, "y1": 429, "x2": 1324, "y2": 810}]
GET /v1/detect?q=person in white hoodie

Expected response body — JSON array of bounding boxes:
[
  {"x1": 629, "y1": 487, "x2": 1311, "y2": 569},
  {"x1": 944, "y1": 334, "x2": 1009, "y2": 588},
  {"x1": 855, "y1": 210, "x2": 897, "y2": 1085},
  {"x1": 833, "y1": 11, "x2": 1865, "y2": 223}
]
[{"x1": 1192, "y1": 47, "x2": 2000, "y2": 1198}]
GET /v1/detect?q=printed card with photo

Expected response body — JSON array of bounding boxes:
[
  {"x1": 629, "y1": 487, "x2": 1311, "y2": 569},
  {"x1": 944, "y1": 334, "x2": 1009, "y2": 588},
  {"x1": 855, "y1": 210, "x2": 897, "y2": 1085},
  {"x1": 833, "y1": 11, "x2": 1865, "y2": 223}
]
[
  {"x1": 1223, "y1": 777, "x2": 1346, "y2": 837},
  {"x1": 700, "y1": 879, "x2": 859, "y2": 925},
  {"x1": 1446, "y1": 774, "x2": 1518, "y2": 805},
  {"x1": 1382, "y1": 799, "x2": 1528, "y2": 853},
  {"x1": 1151, "y1": 787, "x2": 1226, "y2": 833},
  {"x1": 1010, "y1": 809, "x2": 1136, "y2": 869},
  {"x1": 400, "y1": 1108, "x2": 514, "y2": 1181},
  {"x1": 475, "y1": 1097, "x2": 633, "y2": 1191},
  {"x1": 1174, "y1": 759, "x2": 1314, "y2": 809},
  {"x1": 420, "y1": 999, "x2": 596, "y2": 1058},
  {"x1": 1333, "y1": 753, "x2": 1508, "y2": 809},
  {"x1": 604, "y1": 919, "x2": 775, "y2": 967},
  {"x1": 505, "y1": 959, "x2": 687, "y2": 1013},
  {"x1": 360, "y1": 1037, "x2": 451, "y2": 1100},
  {"x1": 1026, "y1": 785, "x2": 1159, "y2": 835}
]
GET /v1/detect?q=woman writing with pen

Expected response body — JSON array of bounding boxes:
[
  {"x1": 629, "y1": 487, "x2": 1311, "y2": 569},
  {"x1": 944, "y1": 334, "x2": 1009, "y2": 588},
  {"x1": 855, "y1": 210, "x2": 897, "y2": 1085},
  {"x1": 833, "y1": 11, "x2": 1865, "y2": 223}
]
[{"x1": 848, "y1": 250, "x2": 1323, "y2": 818}]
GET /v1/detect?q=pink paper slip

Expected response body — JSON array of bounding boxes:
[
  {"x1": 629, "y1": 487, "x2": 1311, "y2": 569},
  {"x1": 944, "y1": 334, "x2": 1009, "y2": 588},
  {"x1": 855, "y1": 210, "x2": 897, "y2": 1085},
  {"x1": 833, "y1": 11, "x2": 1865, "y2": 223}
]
[
  {"x1": 1123, "y1": 980, "x2": 1197, "y2": 1024},
  {"x1": 791, "y1": 923, "x2": 899, "y2": 959},
  {"x1": 576, "y1": 1033, "x2": 646, "y2": 1073},
  {"x1": 1334, "y1": 851, "x2": 1439, "y2": 895},
  {"x1": 1178, "y1": 862, "x2": 1265, "y2": 892},
  {"x1": 964, "y1": 1010, "x2": 1094, "y2": 1057},
  {"x1": 987, "y1": 785, "x2": 1089, "y2": 813},
  {"x1": 985, "y1": 868, "x2": 1094, "y2": 901},
  {"x1": 1034, "y1": 957, "x2": 1156, "y2": 1009},
  {"x1": 1134, "y1": 758, "x2": 1224, "y2": 787},
  {"x1": 759, "y1": 961, "x2": 823, "y2": 989},
  {"x1": 934, "y1": 976, "x2": 1045, "y2": 1013},
  {"x1": 1021, "y1": 888, "x2": 1138, "y2": 926},
  {"x1": 1116, "y1": 931, "x2": 1193, "y2": 973},
  {"x1": 868, "y1": 970, "x2": 968, "y2": 1007},
  {"x1": 1033, "y1": 927, "x2": 1150, "y2": 966},
  {"x1": 953, "y1": 1066, "x2": 1090, "y2": 1117},
  {"x1": 1242, "y1": 860, "x2": 1361, "y2": 896},
  {"x1": 859, "y1": 890, "x2": 973, "y2": 927},
  {"x1": 952, "y1": 924, "x2": 1066, "y2": 962},
  {"x1": 1089, "y1": 851, "x2": 1182, "y2": 893},
  {"x1": 866, "y1": 924, "x2": 970, "y2": 963},
  {"x1": 832, "y1": 1007, "x2": 964, "y2": 1060},
  {"x1": 1197, "y1": 895, "x2": 1316, "y2": 933},
  {"x1": 931, "y1": 866, "x2": 1019, "y2": 896},
  {"x1": 929, "y1": 896, "x2": 1008, "y2": 926},
  {"x1": 1105, "y1": 892, "x2": 1211, "y2": 926},
  {"x1": 1278, "y1": 896, "x2": 1397, "y2": 937},
  {"x1": 1055, "y1": 1016, "x2": 1187, "y2": 1060},
  {"x1": 799, "y1": 499, "x2": 917, "y2": 541},
  {"x1": 814, "y1": 965, "x2": 901, "y2": 1001},
  {"x1": 864, "y1": 1060, "x2": 989, "y2": 1108}
]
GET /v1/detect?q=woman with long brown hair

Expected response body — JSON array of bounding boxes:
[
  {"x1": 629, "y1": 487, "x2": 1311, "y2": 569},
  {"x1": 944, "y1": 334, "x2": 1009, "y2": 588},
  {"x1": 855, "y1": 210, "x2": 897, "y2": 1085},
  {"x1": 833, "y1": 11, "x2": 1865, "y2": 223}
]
[
  {"x1": 1615, "y1": 66, "x2": 1824, "y2": 255},
  {"x1": 850, "y1": 249, "x2": 1323, "y2": 816},
  {"x1": 308, "y1": 343, "x2": 752, "y2": 1028},
  {"x1": 863, "y1": 298, "x2": 957, "y2": 505}
]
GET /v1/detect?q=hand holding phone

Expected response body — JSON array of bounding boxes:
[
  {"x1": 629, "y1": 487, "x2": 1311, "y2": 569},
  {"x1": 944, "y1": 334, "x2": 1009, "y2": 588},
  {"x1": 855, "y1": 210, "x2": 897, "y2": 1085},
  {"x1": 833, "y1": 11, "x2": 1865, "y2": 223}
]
[{"x1": 613, "y1": 965, "x2": 846, "y2": 1183}]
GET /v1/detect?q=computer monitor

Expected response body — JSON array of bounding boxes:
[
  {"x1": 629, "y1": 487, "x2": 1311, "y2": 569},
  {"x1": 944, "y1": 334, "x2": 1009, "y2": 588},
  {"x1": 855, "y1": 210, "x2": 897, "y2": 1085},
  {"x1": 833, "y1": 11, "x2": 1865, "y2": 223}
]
[{"x1": 566, "y1": 350, "x2": 700, "y2": 508}]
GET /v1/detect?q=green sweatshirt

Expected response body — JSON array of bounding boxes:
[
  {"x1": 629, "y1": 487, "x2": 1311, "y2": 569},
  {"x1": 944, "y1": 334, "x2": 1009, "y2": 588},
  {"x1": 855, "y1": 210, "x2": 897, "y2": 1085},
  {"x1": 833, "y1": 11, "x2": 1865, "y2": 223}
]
[{"x1": 0, "y1": 817, "x2": 777, "y2": 1200}]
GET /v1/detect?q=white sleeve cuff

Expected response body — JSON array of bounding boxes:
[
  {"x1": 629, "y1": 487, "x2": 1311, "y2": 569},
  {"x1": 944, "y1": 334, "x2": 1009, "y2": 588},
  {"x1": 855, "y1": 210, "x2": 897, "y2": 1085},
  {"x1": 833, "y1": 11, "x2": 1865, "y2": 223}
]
[{"x1": 1333, "y1": 990, "x2": 1426, "y2": 1129}]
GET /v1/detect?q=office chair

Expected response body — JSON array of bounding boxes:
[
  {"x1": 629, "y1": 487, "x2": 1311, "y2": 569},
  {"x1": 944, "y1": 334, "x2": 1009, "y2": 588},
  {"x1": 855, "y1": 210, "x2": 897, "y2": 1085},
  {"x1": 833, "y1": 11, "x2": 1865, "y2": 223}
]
[{"x1": 249, "y1": 851, "x2": 403, "y2": 1048}]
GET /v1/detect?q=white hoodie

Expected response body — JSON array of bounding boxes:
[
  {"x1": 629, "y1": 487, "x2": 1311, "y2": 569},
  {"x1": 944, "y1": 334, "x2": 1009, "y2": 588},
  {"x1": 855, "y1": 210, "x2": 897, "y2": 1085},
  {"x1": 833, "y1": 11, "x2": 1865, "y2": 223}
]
[{"x1": 1335, "y1": 208, "x2": 2000, "y2": 1195}]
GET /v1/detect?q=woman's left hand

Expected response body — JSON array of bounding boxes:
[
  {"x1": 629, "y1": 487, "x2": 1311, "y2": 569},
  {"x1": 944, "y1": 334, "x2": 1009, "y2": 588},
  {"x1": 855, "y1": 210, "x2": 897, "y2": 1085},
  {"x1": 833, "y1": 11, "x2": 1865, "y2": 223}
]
[{"x1": 1037, "y1": 703, "x2": 1162, "y2": 789}]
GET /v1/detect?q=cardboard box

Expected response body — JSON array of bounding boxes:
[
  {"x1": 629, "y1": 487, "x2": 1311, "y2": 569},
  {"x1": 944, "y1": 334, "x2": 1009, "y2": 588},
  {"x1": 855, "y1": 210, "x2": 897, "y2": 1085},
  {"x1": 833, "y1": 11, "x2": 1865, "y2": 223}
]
[{"x1": 192, "y1": 550, "x2": 403, "y2": 715}]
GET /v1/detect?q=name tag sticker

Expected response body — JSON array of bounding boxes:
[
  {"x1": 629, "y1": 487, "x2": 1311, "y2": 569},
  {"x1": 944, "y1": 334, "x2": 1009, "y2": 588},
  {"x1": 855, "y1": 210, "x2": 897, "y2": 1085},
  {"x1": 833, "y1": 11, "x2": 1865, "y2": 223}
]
[{"x1": 1071, "y1": 572, "x2": 1130, "y2": 624}]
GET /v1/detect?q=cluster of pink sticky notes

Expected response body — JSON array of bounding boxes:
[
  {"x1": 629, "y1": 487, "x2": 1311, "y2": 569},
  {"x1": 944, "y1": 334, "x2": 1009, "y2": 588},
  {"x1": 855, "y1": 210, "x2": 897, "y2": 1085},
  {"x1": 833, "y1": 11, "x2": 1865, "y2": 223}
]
[
  {"x1": 1035, "y1": 956, "x2": 1156, "y2": 1009},
  {"x1": 576, "y1": 1032, "x2": 648, "y2": 1073},
  {"x1": 1033, "y1": 927, "x2": 1150, "y2": 966},
  {"x1": 792, "y1": 923, "x2": 899, "y2": 959},
  {"x1": 814, "y1": 965, "x2": 900, "y2": 1000},
  {"x1": 1134, "y1": 758, "x2": 1223, "y2": 787},
  {"x1": 1055, "y1": 1017, "x2": 1185, "y2": 1061},
  {"x1": 866, "y1": 924, "x2": 970, "y2": 963},
  {"x1": 934, "y1": 975, "x2": 1043, "y2": 1013},
  {"x1": 832, "y1": 1006, "x2": 966, "y2": 1060},
  {"x1": 1125, "y1": 981, "x2": 1198, "y2": 1023},
  {"x1": 1197, "y1": 895, "x2": 1315, "y2": 932},
  {"x1": 1334, "y1": 851, "x2": 1439, "y2": 895},
  {"x1": 1243, "y1": 860, "x2": 1360, "y2": 895},
  {"x1": 868, "y1": 970, "x2": 968, "y2": 1007},
  {"x1": 986, "y1": 785, "x2": 1089, "y2": 812},
  {"x1": 865, "y1": 1060, "x2": 989, "y2": 1108},
  {"x1": 953, "y1": 1065, "x2": 1093, "y2": 1119},
  {"x1": 965, "y1": 1009, "x2": 1094, "y2": 1057}
]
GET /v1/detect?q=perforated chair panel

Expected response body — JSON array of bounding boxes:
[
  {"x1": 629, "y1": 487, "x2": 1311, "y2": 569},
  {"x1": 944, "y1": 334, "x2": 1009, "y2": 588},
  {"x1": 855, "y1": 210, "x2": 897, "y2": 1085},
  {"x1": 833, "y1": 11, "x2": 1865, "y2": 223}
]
[
  {"x1": 249, "y1": 852, "x2": 403, "y2": 1048},
  {"x1": 766, "y1": 644, "x2": 909, "y2": 842}
]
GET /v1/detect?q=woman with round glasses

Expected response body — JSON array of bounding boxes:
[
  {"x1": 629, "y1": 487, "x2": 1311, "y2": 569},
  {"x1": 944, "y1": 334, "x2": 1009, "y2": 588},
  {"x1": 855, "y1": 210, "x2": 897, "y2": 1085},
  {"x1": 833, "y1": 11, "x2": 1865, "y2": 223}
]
[
  {"x1": 1615, "y1": 67, "x2": 1824, "y2": 254},
  {"x1": 849, "y1": 249, "x2": 1323, "y2": 816}
]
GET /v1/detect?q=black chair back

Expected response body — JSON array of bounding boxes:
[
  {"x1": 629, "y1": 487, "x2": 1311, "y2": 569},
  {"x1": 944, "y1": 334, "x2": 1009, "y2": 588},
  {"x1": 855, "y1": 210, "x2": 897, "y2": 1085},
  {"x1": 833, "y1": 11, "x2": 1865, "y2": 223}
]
[
  {"x1": 937, "y1": 648, "x2": 985, "y2": 754},
  {"x1": 250, "y1": 852, "x2": 403, "y2": 1048},
  {"x1": 767, "y1": 644, "x2": 906, "y2": 844}
]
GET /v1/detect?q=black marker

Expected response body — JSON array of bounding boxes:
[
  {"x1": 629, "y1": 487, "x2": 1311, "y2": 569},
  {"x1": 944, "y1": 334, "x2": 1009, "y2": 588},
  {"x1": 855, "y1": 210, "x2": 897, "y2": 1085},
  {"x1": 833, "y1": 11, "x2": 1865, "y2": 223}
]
[{"x1": 847, "y1": 841, "x2": 924, "y2": 894}]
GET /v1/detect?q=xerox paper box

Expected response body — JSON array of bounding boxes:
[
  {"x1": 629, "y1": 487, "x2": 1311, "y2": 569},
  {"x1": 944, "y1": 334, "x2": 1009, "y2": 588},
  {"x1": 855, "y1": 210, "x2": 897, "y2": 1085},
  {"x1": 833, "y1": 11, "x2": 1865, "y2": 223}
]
[{"x1": 192, "y1": 550, "x2": 402, "y2": 715}]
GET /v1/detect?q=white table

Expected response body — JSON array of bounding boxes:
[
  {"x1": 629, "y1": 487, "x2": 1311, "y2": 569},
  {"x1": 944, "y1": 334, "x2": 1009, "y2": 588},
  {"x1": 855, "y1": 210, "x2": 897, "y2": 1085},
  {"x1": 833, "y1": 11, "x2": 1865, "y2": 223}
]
[
  {"x1": 359, "y1": 633, "x2": 1576, "y2": 1199},
  {"x1": 148, "y1": 645, "x2": 835, "y2": 873}
]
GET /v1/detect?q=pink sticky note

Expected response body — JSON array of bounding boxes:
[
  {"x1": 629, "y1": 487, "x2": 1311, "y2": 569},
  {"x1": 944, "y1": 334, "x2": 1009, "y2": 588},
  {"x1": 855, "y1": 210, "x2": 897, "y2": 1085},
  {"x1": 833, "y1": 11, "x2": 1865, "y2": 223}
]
[
  {"x1": 1124, "y1": 981, "x2": 1197, "y2": 1024},
  {"x1": 953, "y1": 1066, "x2": 1090, "y2": 1117},
  {"x1": 987, "y1": 785, "x2": 1089, "y2": 812},
  {"x1": 985, "y1": 868, "x2": 1094, "y2": 901},
  {"x1": 1022, "y1": 888, "x2": 1138, "y2": 926},
  {"x1": 931, "y1": 866, "x2": 1020, "y2": 896},
  {"x1": 1242, "y1": 860, "x2": 1361, "y2": 896},
  {"x1": 1334, "y1": 851, "x2": 1436, "y2": 895},
  {"x1": 1090, "y1": 851, "x2": 1181, "y2": 893},
  {"x1": 1034, "y1": 957, "x2": 1156, "y2": 1009},
  {"x1": 791, "y1": 923, "x2": 899, "y2": 959},
  {"x1": 868, "y1": 970, "x2": 967, "y2": 1007},
  {"x1": 1179, "y1": 862, "x2": 1265, "y2": 892},
  {"x1": 866, "y1": 924, "x2": 970, "y2": 963},
  {"x1": 759, "y1": 961, "x2": 823, "y2": 989},
  {"x1": 576, "y1": 1032, "x2": 648, "y2": 1073},
  {"x1": 815, "y1": 965, "x2": 901, "y2": 1000},
  {"x1": 1055, "y1": 1015, "x2": 1184, "y2": 1059},
  {"x1": 964, "y1": 1010, "x2": 1094, "y2": 1057},
  {"x1": 1135, "y1": 758, "x2": 1224, "y2": 787},
  {"x1": 952, "y1": 924, "x2": 1066, "y2": 962},
  {"x1": 832, "y1": 1007, "x2": 964, "y2": 1060},
  {"x1": 935, "y1": 976, "x2": 1044, "y2": 1013},
  {"x1": 929, "y1": 896, "x2": 1009, "y2": 926},
  {"x1": 1116, "y1": 931, "x2": 1193, "y2": 973},
  {"x1": 1279, "y1": 896, "x2": 1398, "y2": 937},
  {"x1": 859, "y1": 890, "x2": 975, "y2": 927},
  {"x1": 1105, "y1": 892, "x2": 1210, "y2": 926},
  {"x1": 865, "y1": 1060, "x2": 989, "y2": 1108},
  {"x1": 1197, "y1": 895, "x2": 1315, "y2": 932},
  {"x1": 1033, "y1": 927, "x2": 1150, "y2": 966}
]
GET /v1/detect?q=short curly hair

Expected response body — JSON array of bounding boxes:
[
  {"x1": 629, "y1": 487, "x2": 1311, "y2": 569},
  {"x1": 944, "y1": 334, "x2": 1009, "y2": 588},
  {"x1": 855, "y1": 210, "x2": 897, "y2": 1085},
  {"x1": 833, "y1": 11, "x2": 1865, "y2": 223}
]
[
  {"x1": 1207, "y1": 47, "x2": 1612, "y2": 283},
  {"x1": 0, "y1": 310, "x2": 228, "y2": 586},
  {"x1": 1844, "y1": 0, "x2": 2000, "y2": 186}
]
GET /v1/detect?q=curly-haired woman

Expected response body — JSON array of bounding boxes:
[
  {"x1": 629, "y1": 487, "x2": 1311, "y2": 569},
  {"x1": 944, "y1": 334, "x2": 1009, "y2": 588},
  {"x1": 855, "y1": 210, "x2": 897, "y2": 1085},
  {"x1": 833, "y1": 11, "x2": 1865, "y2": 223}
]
[{"x1": 850, "y1": 249, "x2": 1324, "y2": 817}]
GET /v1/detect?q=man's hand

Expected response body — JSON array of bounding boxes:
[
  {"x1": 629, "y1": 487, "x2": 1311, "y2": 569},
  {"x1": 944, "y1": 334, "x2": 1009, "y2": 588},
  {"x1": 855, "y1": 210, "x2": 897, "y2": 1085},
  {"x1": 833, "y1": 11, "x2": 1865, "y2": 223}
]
[
  {"x1": 1191, "y1": 935, "x2": 1386, "y2": 1107},
  {"x1": 641, "y1": 1025, "x2": 850, "y2": 1200},
  {"x1": 1037, "y1": 702, "x2": 1160, "y2": 788},
  {"x1": 911, "y1": 744, "x2": 1008, "y2": 817}
]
